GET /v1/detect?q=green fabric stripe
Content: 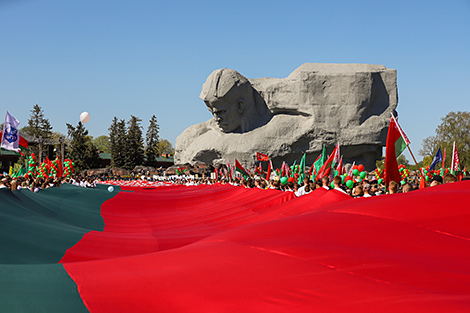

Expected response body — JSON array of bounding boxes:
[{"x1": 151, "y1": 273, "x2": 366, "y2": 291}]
[
  {"x1": 0, "y1": 184, "x2": 119, "y2": 264},
  {"x1": 394, "y1": 136, "x2": 407, "y2": 157},
  {"x1": 0, "y1": 263, "x2": 90, "y2": 313},
  {"x1": 0, "y1": 183, "x2": 120, "y2": 312}
]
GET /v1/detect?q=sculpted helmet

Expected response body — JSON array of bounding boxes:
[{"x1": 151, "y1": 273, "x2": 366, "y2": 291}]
[{"x1": 199, "y1": 69, "x2": 251, "y2": 102}]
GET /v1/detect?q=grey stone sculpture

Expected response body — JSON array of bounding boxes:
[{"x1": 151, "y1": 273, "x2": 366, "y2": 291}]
[{"x1": 175, "y1": 63, "x2": 398, "y2": 170}]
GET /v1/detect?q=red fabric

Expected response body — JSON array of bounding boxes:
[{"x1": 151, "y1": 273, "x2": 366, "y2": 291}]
[
  {"x1": 266, "y1": 160, "x2": 272, "y2": 180},
  {"x1": 63, "y1": 182, "x2": 470, "y2": 312},
  {"x1": 384, "y1": 117, "x2": 402, "y2": 187},
  {"x1": 256, "y1": 152, "x2": 269, "y2": 162}
]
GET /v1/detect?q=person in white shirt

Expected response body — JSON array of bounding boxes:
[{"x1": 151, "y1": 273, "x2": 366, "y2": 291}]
[{"x1": 332, "y1": 176, "x2": 347, "y2": 194}]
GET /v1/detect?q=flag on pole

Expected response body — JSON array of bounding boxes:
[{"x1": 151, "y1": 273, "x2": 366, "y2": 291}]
[
  {"x1": 313, "y1": 145, "x2": 326, "y2": 177},
  {"x1": 348, "y1": 161, "x2": 356, "y2": 177},
  {"x1": 442, "y1": 148, "x2": 446, "y2": 171},
  {"x1": 429, "y1": 148, "x2": 443, "y2": 171},
  {"x1": 1, "y1": 111, "x2": 20, "y2": 152},
  {"x1": 385, "y1": 115, "x2": 410, "y2": 187},
  {"x1": 298, "y1": 153, "x2": 306, "y2": 184},
  {"x1": 335, "y1": 156, "x2": 344, "y2": 176},
  {"x1": 308, "y1": 154, "x2": 320, "y2": 178},
  {"x1": 451, "y1": 142, "x2": 460, "y2": 173},
  {"x1": 256, "y1": 152, "x2": 269, "y2": 162},
  {"x1": 235, "y1": 159, "x2": 250, "y2": 178},
  {"x1": 390, "y1": 114, "x2": 411, "y2": 156},
  {"x1": 316, "y1": 144, "x2": 339, "y2": 180},
  {"x1": 266, "y1": 160, "x2": 272, "y2": 181}
]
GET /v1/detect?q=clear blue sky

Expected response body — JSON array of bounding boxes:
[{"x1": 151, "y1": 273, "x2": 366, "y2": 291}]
[{"x1": 1, "y1": 0, "x2": 469, "y2": 161}]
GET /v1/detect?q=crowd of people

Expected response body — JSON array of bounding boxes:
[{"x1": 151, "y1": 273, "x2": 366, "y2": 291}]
[
  {"x1": 0, "y1": 175, "x2": 98, "y2": 192},
  {"x1": 0, "y1": 170, "x2": 467, "y2": 199},
  {"x1": 150, "y1": 171, "x2": 464, "y2": 198}
]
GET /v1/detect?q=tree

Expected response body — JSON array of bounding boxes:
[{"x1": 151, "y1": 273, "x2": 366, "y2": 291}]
[
  {"x1": 23, "y1": 104, "x2": 53, "y2": 139},
  {"x1": 420, "y1": 111, "x2": 470, "y2": 169},
  {"x1": 145, "y1": 115, "x2": 160, "y2": 165},
  {"x1": 66, "y1": 122, "x2": 100, "y2": 172},
  {"x1": 109, "y1": 117, "x2": 127, "y2": 168},
  {"x1": 22, "y1": 104, "x2": 53, "y2": 159},
  {"x1": 93, "y1": 135, "x2": 111, "y2": 153},
  {"x1": 157, "y1": 139, "x2": 175, "y2": 155},
  {"x1": 124, "y1": 115, "x2": 145, "y2": 170}
]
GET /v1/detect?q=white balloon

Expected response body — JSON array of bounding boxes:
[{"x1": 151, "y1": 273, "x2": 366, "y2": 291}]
[
  {"x1": 108, "y1": 186, "x2": 114, "y2": 192},
  {"x1": 80, "y1": 112, "x2": 91, "y2": 123}
]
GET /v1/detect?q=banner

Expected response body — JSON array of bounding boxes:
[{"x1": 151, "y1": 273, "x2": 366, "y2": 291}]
[{"x1": 1, "y1": 111, "x2": 20, "y2": 152}]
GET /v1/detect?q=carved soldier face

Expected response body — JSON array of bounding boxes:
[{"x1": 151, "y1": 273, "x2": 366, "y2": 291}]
[{"x1": 206, "y1": 94, "x2": 245, "y2": 133}]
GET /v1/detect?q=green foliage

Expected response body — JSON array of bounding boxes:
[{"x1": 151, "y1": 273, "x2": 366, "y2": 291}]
[
  {"x1": 123, "y1": 115, "x2": 145, "y2": 170},
  {"x1": 420, "y1": 111, "x2": 470, "y2": 169},
  {"x1": 157, "y1": 139, "x2": 174, "y2": 155},
  {"x1": 397, "y1": 155, "x2": 409, "y2": 167},
  {"x1": 93, "y1": 135, "x2": 111, "y2": 153},
  {"x1": 66, "y1": 122, "x2": 100, "y2": 172},
  {"x1": 145, "y1": 115, "x2": 160, "y2": 165},
  {"x1": 22, "y1": 104, "x2": 53, "y2": 159},
  {"x1": 109, "y1": 117, "x2": 127, "y2": 168}
]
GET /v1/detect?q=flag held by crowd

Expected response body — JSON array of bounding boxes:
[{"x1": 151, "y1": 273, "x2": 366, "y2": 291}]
[
  {"x1": 385, "y1": 114, "x2": 410, "y2": 187},
  {"x1": 1, "y1": 111, "x2": 20, "y2": 152},
  {"x1": 256, "y1": 152, "x2": 269, "y2": 162},
  {"x1": 429, "y1": 148, "x2": 443, "y2": 171}
]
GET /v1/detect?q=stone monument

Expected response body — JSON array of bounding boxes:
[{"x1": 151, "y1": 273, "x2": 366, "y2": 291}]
[{"x1": 175, "y1": 63, "x2": 398, "y2": 170}]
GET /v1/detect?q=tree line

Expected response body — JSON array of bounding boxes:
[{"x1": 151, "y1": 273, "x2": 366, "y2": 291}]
[{"x1": 19, "y1": 104, "x2": 174, "y2": 172}]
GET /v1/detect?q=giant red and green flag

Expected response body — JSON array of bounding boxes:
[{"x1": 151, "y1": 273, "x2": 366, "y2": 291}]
[
  {"x1": 3, "y1": 178, "x2": 470, "y2": 312},
  {"x1": 3, "y1": 179, "x2": 470, "y2": 312},
  {"x1": 385, "y1": 115, "x2": 410, "y2": 187},
  {"x1": 235, "y1": 158, "x2": 250, "y2": 177}
]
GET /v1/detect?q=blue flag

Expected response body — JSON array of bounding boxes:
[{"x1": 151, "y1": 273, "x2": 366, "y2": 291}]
[{"x1": 429, "y1": 148, "x2": 443, "y2": 170}]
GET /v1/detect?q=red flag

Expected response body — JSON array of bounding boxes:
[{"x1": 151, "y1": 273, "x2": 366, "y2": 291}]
[
  {"x1": 451, "y1": 142, "x2": 460, "y2": 172},
  {"x1": 256, "y1": 152, "x2": 269, "y2": 162},
  {"x1": 336, "y1": 156, "x2": 343, "y2": 175},
  {"x1": 316, "y1": 144, "x2": 338, "y2": 180},
  {"x1": 266, "y1": 160, "x2": 272, "y2": 180},
  {"x1": 384, "y1": 117, "x2": 403, "y2": 187},
  {"x1": 442, "y1": 148, "x2": 446, "y2": 170}
]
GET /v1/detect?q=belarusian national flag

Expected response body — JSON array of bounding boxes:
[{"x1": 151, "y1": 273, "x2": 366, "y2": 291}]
[
  {"x1": 451, "y1": 141, "x2": 460, "y2": 172},
  {"x1": 316, "y1": 144, "x2": 339, "y2": 180},
  {"x1": 385, "y1": 115, "x2": 410, "y2": 187},
  {"x1": 235, "y1": 159, "x2": 250, "y2": 177},
  {"x1": 335, "y1": 156, "x2": 343, "y2": 176}
]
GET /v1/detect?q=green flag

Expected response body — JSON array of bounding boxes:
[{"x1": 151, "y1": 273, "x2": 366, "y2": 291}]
[
  {"x1": 313, "y1": 145, "x2": 326, "y2": 177},
  {"x1": 298, "y1": 153, "x2": 306, "y2": 184}
]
